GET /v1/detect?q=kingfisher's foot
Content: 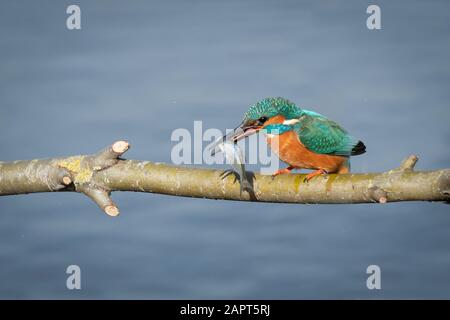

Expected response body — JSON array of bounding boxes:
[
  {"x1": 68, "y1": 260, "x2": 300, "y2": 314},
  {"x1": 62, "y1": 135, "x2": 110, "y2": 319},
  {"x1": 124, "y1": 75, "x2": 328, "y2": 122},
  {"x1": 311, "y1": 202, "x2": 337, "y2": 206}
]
[
  {"x1": 271, "y1": 166, "x2": 295, "y2": 179},
  {"x1": 304, "y1": 169, "x2": 328, "y2": 183},
  {"x1": 220, "y1": 169, "x2": 239, "y2": 183}
]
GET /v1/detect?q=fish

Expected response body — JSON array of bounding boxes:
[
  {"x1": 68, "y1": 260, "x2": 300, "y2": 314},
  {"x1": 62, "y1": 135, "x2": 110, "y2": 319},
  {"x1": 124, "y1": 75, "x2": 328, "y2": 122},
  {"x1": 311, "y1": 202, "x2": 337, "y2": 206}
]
[{"x1": 209, "y1": 138, "x2": 253, "y2": 196}]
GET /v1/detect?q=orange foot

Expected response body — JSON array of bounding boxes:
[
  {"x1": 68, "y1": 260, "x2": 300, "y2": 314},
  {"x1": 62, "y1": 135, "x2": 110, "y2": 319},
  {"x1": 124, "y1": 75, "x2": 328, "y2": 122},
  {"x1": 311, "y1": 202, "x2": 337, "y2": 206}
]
[
  {"x1": 272, "y1": 166, "x2": 295, "y2": 179},
  {"x1": 304, "y1": 169, "x2": 328, "y2": 183}
]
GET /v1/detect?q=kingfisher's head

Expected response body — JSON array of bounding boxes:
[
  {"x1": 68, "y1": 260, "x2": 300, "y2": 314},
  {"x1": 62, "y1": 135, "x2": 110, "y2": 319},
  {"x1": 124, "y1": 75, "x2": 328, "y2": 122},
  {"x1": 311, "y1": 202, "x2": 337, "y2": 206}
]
[{"x1": 229, "y1": 97, "x2": 303, "y2": 141}]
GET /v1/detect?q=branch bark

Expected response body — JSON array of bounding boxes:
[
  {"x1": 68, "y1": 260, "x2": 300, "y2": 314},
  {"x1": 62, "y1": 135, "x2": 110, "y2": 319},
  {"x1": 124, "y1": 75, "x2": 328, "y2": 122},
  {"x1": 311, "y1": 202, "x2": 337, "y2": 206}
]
[{"x1": 0, "y1": 140, "x2": 449, "y2": 216}]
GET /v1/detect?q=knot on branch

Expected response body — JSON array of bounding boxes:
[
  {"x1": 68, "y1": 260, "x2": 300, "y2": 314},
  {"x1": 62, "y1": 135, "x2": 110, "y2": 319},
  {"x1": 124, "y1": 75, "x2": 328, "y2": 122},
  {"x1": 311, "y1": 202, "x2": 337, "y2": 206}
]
[{"x1": 57, "y1": 140, "x2": 130, "y2": 216}]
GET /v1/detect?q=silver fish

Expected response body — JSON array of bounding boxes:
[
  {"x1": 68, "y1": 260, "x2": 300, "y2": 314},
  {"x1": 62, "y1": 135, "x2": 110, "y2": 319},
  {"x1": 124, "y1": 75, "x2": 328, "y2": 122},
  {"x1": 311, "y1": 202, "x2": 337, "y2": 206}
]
[{"x1": 210, "y1": 139, "x2": 253, "y2": 196}]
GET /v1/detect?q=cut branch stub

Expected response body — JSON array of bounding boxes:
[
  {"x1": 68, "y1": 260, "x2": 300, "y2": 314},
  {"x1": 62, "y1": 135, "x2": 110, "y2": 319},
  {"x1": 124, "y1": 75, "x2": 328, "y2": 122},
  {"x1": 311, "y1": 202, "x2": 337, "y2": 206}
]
[
  {"x1": 92, "y1": 140, "x2": 130, "y2": 170},
  {"x1": 395, "y1": 155, "x2": 418, "y2": 172},
  {"x1": 84, "y1": 140, "x2": 129, "y2": 216},
  {"x1": 51, "y1": 166, "x2": 74, "y2": 190},
  {"x1": 57, "y1": 140, "x2": 130, "y2": 216},
  {"x1": 368, "y1": 186, "x2": 388, "y2": 203},
  {"x1": 82, "y1": 186, "x2": 119, "y2": 217},
  {"x1": 62, "y1": 175, "x2": 72, "y2": 186}
]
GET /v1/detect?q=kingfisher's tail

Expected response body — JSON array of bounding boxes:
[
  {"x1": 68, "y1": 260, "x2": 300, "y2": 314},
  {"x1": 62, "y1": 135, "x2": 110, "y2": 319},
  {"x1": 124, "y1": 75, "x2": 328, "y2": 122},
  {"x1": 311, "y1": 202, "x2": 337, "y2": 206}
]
[{"x1": 351, "y1": 141, "x2": 366, "y2": 156}]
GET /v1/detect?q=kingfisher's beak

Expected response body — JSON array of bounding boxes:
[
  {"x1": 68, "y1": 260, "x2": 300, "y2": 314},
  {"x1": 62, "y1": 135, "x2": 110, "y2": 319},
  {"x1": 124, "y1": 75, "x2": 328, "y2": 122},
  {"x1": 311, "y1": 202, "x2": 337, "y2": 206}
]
[
  {"x1": 227, "y1": 119, "x2": 261, "y2": 143},
  {"x1": 209, "y1": 120, "x2": 262, "y2": 156}
]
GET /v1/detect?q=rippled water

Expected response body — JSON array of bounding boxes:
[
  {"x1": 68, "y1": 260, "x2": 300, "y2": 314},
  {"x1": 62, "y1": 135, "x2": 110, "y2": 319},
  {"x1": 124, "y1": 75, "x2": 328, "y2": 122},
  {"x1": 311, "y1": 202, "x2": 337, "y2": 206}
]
[{"x1": 0, "y1": 0, "x2": 449, "y2": 298}]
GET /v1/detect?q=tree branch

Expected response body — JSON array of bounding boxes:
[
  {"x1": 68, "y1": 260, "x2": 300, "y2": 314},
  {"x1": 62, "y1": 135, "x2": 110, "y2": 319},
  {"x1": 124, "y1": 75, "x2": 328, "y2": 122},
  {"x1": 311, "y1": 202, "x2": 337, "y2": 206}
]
[{"x1": 0, "y1": 141, "x2": 449, "y2": 216}]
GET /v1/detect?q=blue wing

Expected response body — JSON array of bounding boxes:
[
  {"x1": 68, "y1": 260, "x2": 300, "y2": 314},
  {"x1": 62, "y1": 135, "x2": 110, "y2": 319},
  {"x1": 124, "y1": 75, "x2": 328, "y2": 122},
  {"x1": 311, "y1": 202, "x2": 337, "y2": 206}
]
[{"x1": 293, "y1": 110, "x2": 364, "y2": 156}]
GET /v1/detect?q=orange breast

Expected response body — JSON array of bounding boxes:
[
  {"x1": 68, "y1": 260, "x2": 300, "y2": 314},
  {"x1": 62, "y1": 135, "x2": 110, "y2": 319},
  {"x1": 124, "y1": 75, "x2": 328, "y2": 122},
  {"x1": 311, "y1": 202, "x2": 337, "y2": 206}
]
[{"x1": 266, "y1": 130, "x2": 348, "y2": 173}]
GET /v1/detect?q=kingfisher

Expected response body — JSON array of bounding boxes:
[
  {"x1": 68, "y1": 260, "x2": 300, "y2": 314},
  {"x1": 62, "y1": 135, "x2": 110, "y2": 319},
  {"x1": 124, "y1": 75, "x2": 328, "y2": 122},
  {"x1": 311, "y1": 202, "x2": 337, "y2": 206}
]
[{"x1": 222, "y1": 97, "x2": 366, "y2": 182}]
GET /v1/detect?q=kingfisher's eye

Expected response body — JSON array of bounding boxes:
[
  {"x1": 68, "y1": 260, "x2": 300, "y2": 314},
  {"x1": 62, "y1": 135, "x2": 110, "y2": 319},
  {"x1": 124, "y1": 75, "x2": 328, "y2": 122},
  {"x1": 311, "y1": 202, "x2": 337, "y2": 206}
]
[{"x1": 258, "y1": 116, "x2": 268, "y2": 123}]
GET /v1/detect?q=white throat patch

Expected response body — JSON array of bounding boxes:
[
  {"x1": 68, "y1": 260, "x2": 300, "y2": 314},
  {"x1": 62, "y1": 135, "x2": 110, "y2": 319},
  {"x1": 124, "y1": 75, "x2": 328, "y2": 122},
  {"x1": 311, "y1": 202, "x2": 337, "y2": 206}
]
[{"x1": 282, "y1": 119, "x2": 300, "y2": 125}]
